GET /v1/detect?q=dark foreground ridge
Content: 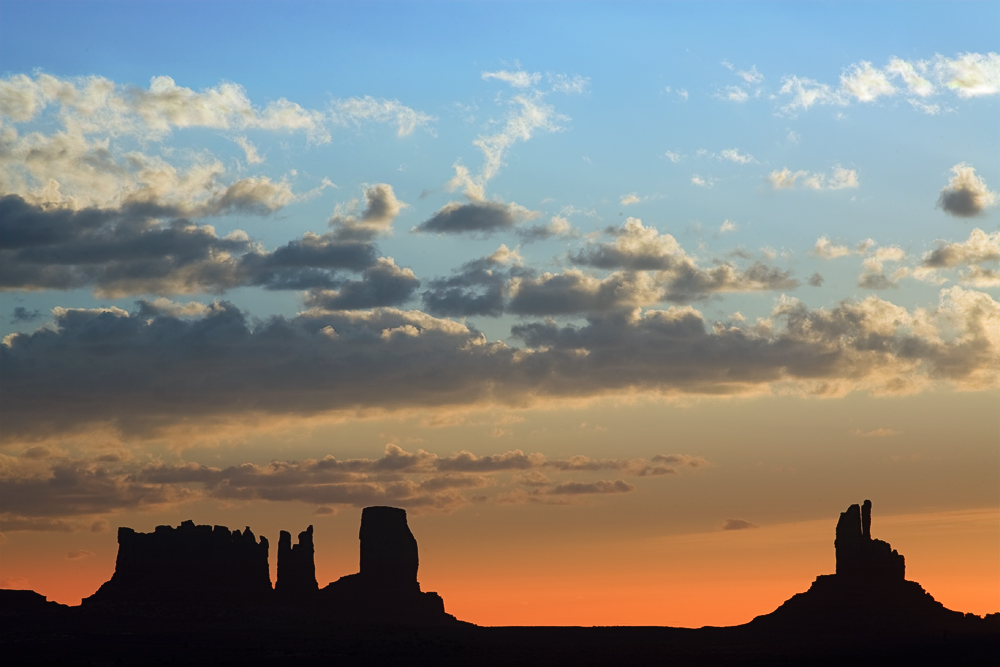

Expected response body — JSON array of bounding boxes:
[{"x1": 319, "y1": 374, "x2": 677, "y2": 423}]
[{"x1": 2, "y1": 501, "x2": 996, "y2": 666}]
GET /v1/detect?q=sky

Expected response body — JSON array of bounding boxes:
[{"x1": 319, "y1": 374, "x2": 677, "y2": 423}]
[{"x1": 0, "y1": 1, "x2": 998, "y2": 626}]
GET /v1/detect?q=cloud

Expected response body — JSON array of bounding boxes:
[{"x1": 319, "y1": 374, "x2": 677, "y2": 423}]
[
  {"x1": 664, "y1": 151, "x2": 683, "y2": 163},
  {"x1": 549, "y1": 73, "x2": 590, "y2": 94},
  {"x1": 328, "y1": 183, "x2": 407, "y2": 241},
  {"x1": 691, "y1": 175, "x2": 713, "y2": 187},
  {"x1": 719, "y1": 220, "x2": 737, "y2": 234},
  {"x1": 937, "y1": 163, "x2": 998, "y2": 218},
  {"x1": 10, "y1": 306, "x2": 42, "y2": 323},
  {"x1": 234, "y1": 136, "x2": 264, "y2": 165},
  {"x1": 778, "y1": 53, "x2": 999, "y2": 114},
  {"x1": 550, "y1": 479, "x2": 634, "y2": 495},
  {"x1": 422, "y1": 245, "x2": 526, "y2": 317},
  {"x1": 935, "y1": 52, "x2": 1000, "y2": 98},
  {"x1": 482, "y1": 69, "x2": 542, "y2": 89},
  {"x1": 0, "y1": 444, "x2": 701, "y2": 525},
  {"x1": 721, "y1": 518, "x2": 758, "y2": 530},
  {"x1": 920, "y1": 228, "x2": 1000, "y2": 286},
  {"x1": 808, "y1": 273, "x2": 825, "y2": 287},
  {"x1": 620, "y1": 193, "x2": 642, "y2": 206},
  {"x1": 302, "y1": 257, "x2": 420, "y2": 310},
  {"x1": 719, "y1": 148, "x2": 757, "y2": 164},
  {"x1": 769, "y1": 167, "x2": 858, "y2": 190},
  {"x1": 66, "y1": 549, "x2": 95, "y2": 560},
  {"x1": 0, "y1": 195, "x2": 383, "y2": 296},
  {"x1": 565, "y1": 218, "x2": 797, "y2": 304},
  {"x1": 840, "y1": 61, "x2": 897, "y2": 102},
  {"x1": 858, "y1": 246, "x2": 908, "y2": 289},
  {"x1": 0, "y1": 73, "x2": 331, "y2": 141},
  {"x1": 414, "y1": 200, "x2": 538, "y2": 235},
  {"x1": 329, "y1": 96, "x2": 436, "y2": 136},
  {"x1": 517, "y1": 215, "x2": 577, "y2": 243},
  {"x1": 2, "y1": 288, "x2": 997, "y2": 442}
]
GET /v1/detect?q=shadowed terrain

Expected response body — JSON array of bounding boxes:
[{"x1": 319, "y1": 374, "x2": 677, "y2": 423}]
[{"x1": 2, "y1": 502, "x2": 996, "y2": 666}]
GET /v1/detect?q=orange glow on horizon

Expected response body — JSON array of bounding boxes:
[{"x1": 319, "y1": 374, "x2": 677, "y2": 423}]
[{"x1": 6, "y1": 508, "x2": 995, "y2": 627}]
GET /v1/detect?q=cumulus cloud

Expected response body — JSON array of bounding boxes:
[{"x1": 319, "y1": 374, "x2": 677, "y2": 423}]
[
  {"x1": 422, "y1": 245, "x2": 527, "y2": 317},
  {"x1": 302, "y1": 257, "x2": 420, "y2": 310},
  {"x1": 0, "y1": 73, "x2": 330, "y2": 141},
  {"x1": 564, "y1": 218, "x2": 797, "y2": 304},
  {"x1": 517, "y1": 215, "x2": 577, "y2": 243},
  {"x1": 0, "y1": 195, "x2": 384, "y2": 295},
  {"x1": 768, "y1": 167, "x2": 858, "y2": 190},
  {"x1": 858, "y1": 246, "x2": 908, "y2": 289},
  {"x1": 620, "y1": 193, "x2": 642, "y2": 206},
  {"x1": 919, "y1": 228, "x2": 1000, "y2": 287},
  {"x1": 414, "y1": 200, "x2": 539, "y2": 235},
  {"x1": 5, "y1": 285, "x2": 995, "y2": 442},
  {"x1": 937, "y1": 163, "x2": 998, "y2": 218},
  {"x1": 328, "y1": 183, "x2": 407, "y2": 240}
]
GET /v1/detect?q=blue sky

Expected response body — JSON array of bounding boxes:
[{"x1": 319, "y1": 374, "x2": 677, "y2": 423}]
[{"x1": 1, "y1": 1, "x2": 998, "y2": 619}]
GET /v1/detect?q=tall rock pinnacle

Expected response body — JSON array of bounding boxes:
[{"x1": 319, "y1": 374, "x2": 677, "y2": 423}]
[
  {"x1": 276, "y1": 525, "x2": 318, "y2": 599},
  {"x1": 359, "y1": 506, "x2": 420, "y2": 592}
]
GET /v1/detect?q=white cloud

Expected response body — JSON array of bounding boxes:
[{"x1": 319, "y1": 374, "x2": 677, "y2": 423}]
[
  {"x1": 840, "y1": 61, "x2": 897, "y2": 102},
  {"x1": 549, "y1": 73, "x2": 590, "y2": 94},
  {"x1": 935, "y1": 52, "x2": 1000, "y2": 98},
  {"x1": 719, "y1": 148, "x2": 757, "y2": 164},
  {"x1": 812, "y1": 237, "x2": 851, "y2": 259},
  {"x1": 719, "y1": 220, "x2": 737, "y2": 234},
  {"x1": 724, "y1": 86, "x2": 749, "y2": 103},
  {"x1": 768, "y1": 166, "x2": 858, "y2": 190},
  {"x1": 330, "y1": 96, "x2": 436, "y2": 137},
  {"x1": 691, "y1": 175, "x2": 712, "y2": 187},
  {"x1": 234, "y1": 135, "x2": 263, "y2": 164},
  {"x1": 620, "y1": 193, "x2": 642, "y2": 206},
  {"x1": 482, "y1": 69, "x2": 542, "y2": 89},
  {"x1": 664, "y1": 150, "x2": 683, "y2": 163}
]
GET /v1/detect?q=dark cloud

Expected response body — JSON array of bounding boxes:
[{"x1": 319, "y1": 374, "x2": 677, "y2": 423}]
[
  {"x1": 66, "y1": 549, "x2": 95, "y2": 560},
  {"x1": 302, "y1": 258, "x2": 420, "y2": 310},
  {"x1": 10, "y1": 306, "x2": 43, "y2": 323},
  {"x1": 421, "y1": 247, "x2": 528, "y2": 317},
  {"x1": 0, "y1": 195, "x2": 384, "y2": 296},
  {"x1": 328, "y1": 183, "x2": 406, "y2": 241},
  {"x1": 414, "y1": 200, "x2": 536, "y2": 235},
  {"x1": 937, "y1": 163, "x2": 997, "y2": 218},
  {"x1": 1, "y1": 445, "x2": 696, "y2": 527},
  {"x1": 2, "y1": 289, "x2": 996, "y2": 441},
  {"x1": 721, "y1": 518, "x2": 758, "y2": 530},
  {"x1": 808, "y1": 272, "x2": 825, "y2": 287},
  {"x1": 550, "y1": 479, "x2": 634, "y2": 495}
]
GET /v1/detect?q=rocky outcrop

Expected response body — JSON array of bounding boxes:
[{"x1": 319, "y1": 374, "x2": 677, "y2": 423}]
[
  {"x1": 276, "y1": 525, "x2": 318, "y2": 601},
  {"x1": 835, "y1": 499, "x2": 905, "y2": 580},
  {"x1": 750, "y1": 499, "x2": 972, "y2": 634},
  {"x1": 321, "y1": 506, "x2": 453, "y2": 623},
  {"x1": 84, "y1": 520, "x2": 271, "y2": 606}
]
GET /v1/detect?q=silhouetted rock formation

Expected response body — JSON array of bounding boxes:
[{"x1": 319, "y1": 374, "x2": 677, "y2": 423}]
[
  {"x1": 84, "y1": 520, "x2": 271, "y2": 607},
  {"x1": 835, "y1": 499, "x2": 904, "y2": 579},
  {"x1": 321, "y1": 506, "x2": 454, "y2": 623},
  {"x1": 276, "y1": 525, "x2": 318, "y2": 601},
  {"x1": 751, "y1": 499, "x2": 979, "y2": 634},
  {"x1": 0, "y1": 589, "x2": 67, "y2": 616}
]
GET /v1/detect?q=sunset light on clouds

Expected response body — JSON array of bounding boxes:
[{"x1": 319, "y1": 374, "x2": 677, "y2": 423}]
[{"x1": 1, "y1": 1, "x2": 997, "y2": 627}]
